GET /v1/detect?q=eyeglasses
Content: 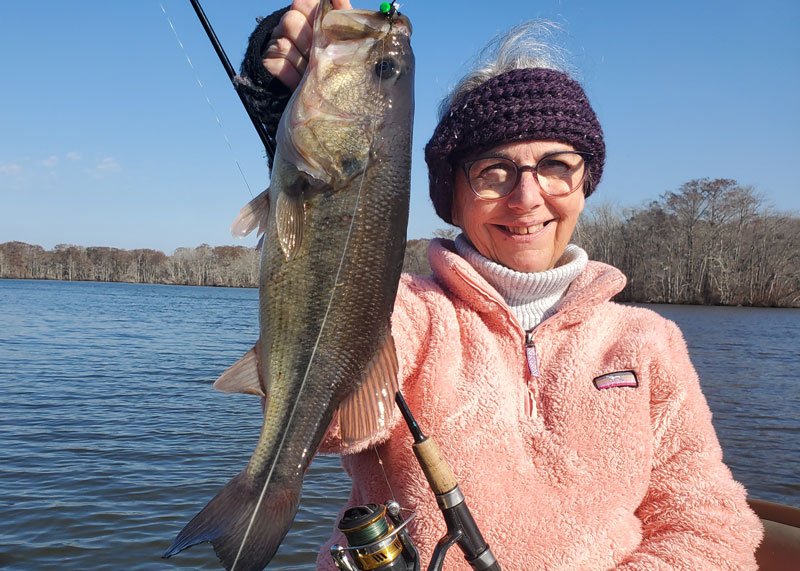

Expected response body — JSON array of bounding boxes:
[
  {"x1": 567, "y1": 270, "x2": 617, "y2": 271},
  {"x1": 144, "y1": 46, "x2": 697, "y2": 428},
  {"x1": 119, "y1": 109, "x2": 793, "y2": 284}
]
[{"x1": 462, "y1": 151, "x2": 594, "y2": 200}]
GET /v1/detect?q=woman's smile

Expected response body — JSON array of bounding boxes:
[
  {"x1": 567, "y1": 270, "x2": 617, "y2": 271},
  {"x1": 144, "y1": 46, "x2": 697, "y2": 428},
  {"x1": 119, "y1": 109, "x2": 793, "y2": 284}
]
[{"x1": 496, "y1": 219, "x2": 552, "y2": 235}]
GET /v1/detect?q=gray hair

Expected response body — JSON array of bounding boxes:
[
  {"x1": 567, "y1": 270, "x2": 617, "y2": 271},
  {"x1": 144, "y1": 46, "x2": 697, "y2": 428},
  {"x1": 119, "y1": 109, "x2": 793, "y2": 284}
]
[{"x1": 438, "y1": 21, "x2": 574, "y2": 120}]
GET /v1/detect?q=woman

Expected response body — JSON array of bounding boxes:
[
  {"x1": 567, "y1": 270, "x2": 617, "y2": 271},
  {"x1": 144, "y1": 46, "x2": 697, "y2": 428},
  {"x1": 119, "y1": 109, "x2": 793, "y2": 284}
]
[{"x1": 238, "y1": 2, "x2": 763, "y2": 568}]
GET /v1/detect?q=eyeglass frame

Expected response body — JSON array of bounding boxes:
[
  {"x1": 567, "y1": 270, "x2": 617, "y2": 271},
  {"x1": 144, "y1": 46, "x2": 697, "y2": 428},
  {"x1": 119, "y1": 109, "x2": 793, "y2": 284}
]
[{"x1": 461, "y1": 150, "x2": 595, "y2": 200}]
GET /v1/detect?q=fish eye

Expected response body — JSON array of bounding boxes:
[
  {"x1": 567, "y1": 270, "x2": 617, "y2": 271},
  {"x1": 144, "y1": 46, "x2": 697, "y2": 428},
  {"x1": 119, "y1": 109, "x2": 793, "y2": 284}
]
[{"x1": 374, "y1": 58, "x2": 398, "y2": 79}]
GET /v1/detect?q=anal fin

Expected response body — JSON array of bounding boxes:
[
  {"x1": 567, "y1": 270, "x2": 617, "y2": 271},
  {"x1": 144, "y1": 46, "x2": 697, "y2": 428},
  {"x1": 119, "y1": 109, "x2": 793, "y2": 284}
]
[
  {"x1": 339, "y1": 328, "x2": 400, "y2": 447},
  {"x1": 212, "y1": 340, "x2": 266, "y2": 398}
]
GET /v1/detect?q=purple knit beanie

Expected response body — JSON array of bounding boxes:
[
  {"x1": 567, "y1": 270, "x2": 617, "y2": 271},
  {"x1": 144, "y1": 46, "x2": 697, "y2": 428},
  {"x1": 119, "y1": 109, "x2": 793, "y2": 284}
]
[{"x1": 425, "y1": 67, "x2": 605, "y2": 224}]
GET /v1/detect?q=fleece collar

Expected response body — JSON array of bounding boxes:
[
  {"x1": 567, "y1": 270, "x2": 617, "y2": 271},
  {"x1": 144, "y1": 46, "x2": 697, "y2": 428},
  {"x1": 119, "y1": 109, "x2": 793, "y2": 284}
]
[{"x1": 427, "y1": 238, "x2": 627, "y2": 328}]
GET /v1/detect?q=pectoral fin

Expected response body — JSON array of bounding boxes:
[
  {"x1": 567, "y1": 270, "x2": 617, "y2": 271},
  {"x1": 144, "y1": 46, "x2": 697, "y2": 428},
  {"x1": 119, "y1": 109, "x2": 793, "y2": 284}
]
[
  {"x1": 338, "y1": 328, "x2": 399, "y2": 447},
  {"x1": 275, "y1": 189, "x2": 305, "y2": 260},
  {"x1": 231, "y1": 188, "x2": 270, "y2": 238},
  {"x1": 212, "y1": 340, "x2": 266, "y2": 398}
]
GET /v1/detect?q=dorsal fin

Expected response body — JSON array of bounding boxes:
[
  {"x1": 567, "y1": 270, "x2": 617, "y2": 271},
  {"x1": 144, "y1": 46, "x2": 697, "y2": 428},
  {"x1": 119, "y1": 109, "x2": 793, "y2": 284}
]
[
  {"x1": 212, "y1": 340, "x2": 266, "y2": 398},
  {"x1": 231, "y1": 188, "x2": 270, "y2": 238},
  {"x1": 338, "y1": 328, "x2": 399, "y2": 447}
]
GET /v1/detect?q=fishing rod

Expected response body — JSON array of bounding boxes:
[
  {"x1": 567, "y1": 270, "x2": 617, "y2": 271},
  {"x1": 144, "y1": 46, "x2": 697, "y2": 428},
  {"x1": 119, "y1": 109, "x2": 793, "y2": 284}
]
[
  {"x1": 188, "y1": 0, "x2": 276, "y2": 160},
  {"x1": 331, "y1": 392, "x2": 501, "y2": 571},
  {"x1": 395, "y1": 391, "x2": 501, "y2": 571}
]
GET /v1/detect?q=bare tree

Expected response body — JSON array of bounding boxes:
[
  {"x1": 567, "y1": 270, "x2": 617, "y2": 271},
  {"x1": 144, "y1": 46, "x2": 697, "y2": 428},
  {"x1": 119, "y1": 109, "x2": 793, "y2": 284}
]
[
  {"x1": 433, "y1": 227, "x2": 459, "y2": 240},
  {"x1": 1, "y1": 185, "x2": 797, "y2": 306},
  {"x1": 402, "y1": 239, "x2": 431, "y2": 275}
]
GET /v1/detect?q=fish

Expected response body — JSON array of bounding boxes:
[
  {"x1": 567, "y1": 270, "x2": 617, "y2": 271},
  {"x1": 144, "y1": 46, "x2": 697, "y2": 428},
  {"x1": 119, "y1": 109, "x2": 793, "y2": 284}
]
[{"x1": 163, "y1": 2, "x2": 414, "y2": 570}]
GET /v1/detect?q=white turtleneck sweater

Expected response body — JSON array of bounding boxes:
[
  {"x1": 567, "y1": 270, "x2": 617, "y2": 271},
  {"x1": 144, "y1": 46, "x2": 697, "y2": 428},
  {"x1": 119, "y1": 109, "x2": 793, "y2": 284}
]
[{"x1": 454, "y1": 234, "x2": 588, "y2": 331}]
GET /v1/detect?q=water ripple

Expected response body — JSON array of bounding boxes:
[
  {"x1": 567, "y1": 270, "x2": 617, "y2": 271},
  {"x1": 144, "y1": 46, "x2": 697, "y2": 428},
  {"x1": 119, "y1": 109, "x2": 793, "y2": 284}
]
[{"x1": 0, "y1": 282, "x2": 796, "y2": 569}]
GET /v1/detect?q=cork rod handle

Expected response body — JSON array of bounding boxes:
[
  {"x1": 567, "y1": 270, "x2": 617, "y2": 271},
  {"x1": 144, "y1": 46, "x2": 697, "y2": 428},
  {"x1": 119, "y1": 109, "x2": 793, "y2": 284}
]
[{"x1": 413, "y1": 437, "x2": 458, "y2": 495}]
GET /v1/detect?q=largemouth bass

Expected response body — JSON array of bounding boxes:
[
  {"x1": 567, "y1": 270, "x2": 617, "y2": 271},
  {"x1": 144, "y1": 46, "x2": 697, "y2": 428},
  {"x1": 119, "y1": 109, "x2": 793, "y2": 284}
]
[{"x1": 163, "y1": 2, "x2": 413, "y2": 570}]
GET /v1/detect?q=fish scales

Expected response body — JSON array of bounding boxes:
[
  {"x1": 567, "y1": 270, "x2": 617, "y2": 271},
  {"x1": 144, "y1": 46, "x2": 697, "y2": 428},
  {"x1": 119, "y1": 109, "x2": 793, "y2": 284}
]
[
  {"x1": 253, "y1": 151, "x2": 410, "y2": 473},
  {"x1": 164, "y1": 2, "x2": 414, "y2": 569}
]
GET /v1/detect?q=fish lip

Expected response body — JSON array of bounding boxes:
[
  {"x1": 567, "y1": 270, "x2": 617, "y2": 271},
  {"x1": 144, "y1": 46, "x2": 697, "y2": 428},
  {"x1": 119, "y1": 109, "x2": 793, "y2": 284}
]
[{"x1": 342, "y1": 9, "x2": 413, "y2": 35}]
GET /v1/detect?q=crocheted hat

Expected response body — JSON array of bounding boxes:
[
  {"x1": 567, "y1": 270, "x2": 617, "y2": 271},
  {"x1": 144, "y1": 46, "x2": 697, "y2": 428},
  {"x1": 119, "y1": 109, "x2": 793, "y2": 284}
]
[{"x1": 424, "y1": 67, "x2": 605, "y2": 224}]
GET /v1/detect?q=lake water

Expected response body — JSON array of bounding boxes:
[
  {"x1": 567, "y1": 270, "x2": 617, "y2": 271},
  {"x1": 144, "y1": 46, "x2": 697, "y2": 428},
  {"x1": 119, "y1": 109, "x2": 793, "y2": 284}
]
[{"x1": 1, "y1": 279, "x2": 797, "y2": 570}]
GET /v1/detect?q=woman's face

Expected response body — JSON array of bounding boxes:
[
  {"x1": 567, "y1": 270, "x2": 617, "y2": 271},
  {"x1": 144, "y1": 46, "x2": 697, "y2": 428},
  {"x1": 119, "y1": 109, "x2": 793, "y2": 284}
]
[{"x1": 452, "y1": 140, "x2": 586, "y2": 273}]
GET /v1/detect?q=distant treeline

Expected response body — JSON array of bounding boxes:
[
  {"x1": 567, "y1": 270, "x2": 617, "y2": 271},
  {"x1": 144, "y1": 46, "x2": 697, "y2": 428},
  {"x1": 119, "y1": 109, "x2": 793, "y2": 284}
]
[
  {"x1": 574, "y1": 178, "x2": 799, "y2": 307},
  {"x1": 0, "y1": 243, "x2": 260, "y2": 288},
  {"x1": 406, "y1": 178, "x2": 800, "y2": 308},
  {"x1": 2, "y1": 178, "x2": 798, "y2": 306}
]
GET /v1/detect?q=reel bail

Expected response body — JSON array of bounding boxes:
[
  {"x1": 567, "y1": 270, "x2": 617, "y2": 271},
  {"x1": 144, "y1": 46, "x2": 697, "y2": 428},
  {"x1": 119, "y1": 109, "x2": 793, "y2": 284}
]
[{"x1": 331, "y1": 501, "x2": 419, "y2": 571}]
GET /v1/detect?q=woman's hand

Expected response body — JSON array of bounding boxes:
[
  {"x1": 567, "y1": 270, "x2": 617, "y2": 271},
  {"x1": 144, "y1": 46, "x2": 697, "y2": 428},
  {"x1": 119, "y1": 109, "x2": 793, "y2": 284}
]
[{"x1": 264, "y1": 0, "x2": 353, "y2": 90}]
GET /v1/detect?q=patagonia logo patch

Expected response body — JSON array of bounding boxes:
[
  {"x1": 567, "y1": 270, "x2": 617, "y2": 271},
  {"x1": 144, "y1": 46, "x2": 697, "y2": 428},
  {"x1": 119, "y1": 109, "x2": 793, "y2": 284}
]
[{"x1": 593, "y1": 371, "x2": 638, "y2": 390}]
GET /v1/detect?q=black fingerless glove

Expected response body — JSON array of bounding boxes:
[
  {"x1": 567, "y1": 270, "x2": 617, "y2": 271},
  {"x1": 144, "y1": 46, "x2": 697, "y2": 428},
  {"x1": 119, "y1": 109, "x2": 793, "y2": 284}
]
[{"x1": 235, "y1": 5, "x2": 291, "y2": 167}]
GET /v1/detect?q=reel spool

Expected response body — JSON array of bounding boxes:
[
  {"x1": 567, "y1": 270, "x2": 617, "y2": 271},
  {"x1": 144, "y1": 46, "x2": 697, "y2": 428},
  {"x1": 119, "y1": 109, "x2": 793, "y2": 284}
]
[{"x1": 331, "y1": 501, "x2": 419, "y2": 571}]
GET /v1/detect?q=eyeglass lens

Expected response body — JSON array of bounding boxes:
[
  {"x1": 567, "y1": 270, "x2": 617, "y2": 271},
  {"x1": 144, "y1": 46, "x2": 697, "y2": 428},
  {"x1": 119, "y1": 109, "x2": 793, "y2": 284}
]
[{"x1": 467, "y1": 152, "x2": 587, "y2": 199}]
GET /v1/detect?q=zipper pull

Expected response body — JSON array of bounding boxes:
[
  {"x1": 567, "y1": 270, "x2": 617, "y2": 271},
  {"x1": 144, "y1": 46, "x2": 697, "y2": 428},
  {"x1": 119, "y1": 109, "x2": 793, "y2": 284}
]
[{"x1": 525, "y1": 330, "x2": 541, "y2": 378}]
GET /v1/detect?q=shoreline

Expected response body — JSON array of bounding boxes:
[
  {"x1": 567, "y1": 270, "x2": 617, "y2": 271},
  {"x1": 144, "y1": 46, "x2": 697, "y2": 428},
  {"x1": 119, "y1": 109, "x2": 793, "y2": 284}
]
[{"x1": 3, "y1": 277, "x2": 798, "y2": 309}]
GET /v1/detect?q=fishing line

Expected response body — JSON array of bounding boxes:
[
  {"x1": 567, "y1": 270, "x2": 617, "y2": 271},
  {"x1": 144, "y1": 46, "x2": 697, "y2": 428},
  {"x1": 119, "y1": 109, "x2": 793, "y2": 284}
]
[
  {"x1": 373, "y1": 445, "x2": 397, "y2": 502},
  {"x1": 160, "y1": 3, "x2": 254, "y2": 198},
  {"x1": 232, "y1": 24, "x2": 394, "y2": 571}
]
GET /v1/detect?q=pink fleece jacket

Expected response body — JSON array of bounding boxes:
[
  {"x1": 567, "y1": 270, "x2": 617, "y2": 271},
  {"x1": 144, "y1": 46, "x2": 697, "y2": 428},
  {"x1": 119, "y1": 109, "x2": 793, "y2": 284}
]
[{"x1": 316, "y1": 239, "x2": 762, "y2": 570}]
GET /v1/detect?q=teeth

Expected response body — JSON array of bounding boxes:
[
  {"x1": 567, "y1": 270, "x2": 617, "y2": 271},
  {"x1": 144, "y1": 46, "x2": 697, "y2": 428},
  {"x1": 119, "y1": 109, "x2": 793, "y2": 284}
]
[{"x1": 505, "y1": 223, "x2": 545, "y2": 235}]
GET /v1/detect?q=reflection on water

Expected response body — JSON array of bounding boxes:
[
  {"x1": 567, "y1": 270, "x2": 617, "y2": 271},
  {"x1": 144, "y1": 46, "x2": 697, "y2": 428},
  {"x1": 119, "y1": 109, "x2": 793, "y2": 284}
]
[
  {"x1": 0, "y1": 281, "x2": 796, "y2": 569},
  {"x1": 638, "y1": 304, "x2": 799, "y2": 504}
]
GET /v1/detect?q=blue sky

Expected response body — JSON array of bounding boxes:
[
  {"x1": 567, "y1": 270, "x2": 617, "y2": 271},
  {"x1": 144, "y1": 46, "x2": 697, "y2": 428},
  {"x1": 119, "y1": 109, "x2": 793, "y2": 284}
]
[{"x1": 1, "y1": 0, "x2": 798, "y2": 253}]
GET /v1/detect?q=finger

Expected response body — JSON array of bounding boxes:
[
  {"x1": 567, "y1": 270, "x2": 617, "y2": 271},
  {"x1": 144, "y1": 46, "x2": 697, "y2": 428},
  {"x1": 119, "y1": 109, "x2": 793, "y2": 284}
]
[
  {"x1": 293, "y1": 0, "x2": 352, "y2": 15},
  {"x1": 264, "y1": 37, "x2": 307, "y2": 86},
  {"x1": 289, "y1": 0, "x2": 319, "y2": 20},
  {"x1": 289, "y1": 0, "x2": 353, "y2": 36},
  {"x1": 271, "y1": 9, "x2": 314, "y2": 59},
  {"x1": 264, "y1": 49, "x2": 304, "y2": 91},
  {"x1": 266, "y1": 37, "x2": 307, "y2": 73}
]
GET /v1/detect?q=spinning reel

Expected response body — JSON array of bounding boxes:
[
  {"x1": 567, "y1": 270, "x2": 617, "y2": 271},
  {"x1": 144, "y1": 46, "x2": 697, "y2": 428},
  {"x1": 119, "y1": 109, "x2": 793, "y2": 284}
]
[
  {"x1": 330, "y1": 501, "x2": 419, "y2": 571},
  {"x1": 331, "y1": 392, "x2": 501, "y2": 571}
]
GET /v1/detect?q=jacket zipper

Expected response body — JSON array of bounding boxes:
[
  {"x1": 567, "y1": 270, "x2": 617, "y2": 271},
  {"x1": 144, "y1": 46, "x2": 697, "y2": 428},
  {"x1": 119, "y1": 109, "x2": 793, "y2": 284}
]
[
  {"x1": 524, "y1": 330, "x2": 540, "y2": 417},
  {"x1": 525, "y1": 329, "x2": 541, "y2": 378}
]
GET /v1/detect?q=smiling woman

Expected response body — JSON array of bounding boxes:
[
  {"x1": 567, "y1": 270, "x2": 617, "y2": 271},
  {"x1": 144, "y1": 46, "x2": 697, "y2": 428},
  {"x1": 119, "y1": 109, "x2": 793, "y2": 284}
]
[{"x1": 210, "y1": 3, "x2": 766, "y2": 569}]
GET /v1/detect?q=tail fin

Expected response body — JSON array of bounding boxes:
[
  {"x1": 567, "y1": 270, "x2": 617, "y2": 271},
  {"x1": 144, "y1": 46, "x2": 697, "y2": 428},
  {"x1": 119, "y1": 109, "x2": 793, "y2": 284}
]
[{"x1": 163, "y1": 470, "x2": 301, "y2": 570}]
